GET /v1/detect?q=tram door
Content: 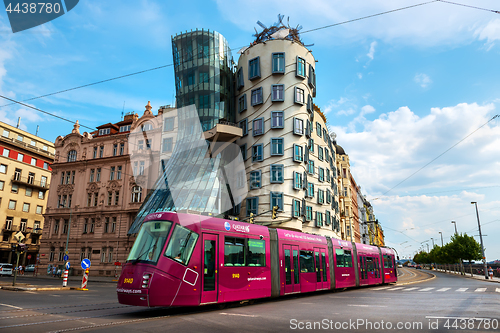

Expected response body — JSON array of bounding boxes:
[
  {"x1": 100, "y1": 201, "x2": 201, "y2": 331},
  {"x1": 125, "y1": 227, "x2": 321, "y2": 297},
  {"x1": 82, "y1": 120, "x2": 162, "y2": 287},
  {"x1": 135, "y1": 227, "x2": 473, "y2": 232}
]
[
  {"x1": 283, "y1": 245, "x2": 300, "y2": 293},
  {"x1": 314, "y1": 248, "x2": 329, "y2": 289},
  {"x1": 359, "y1": 255, "x2": 368, "y2": 285},
  {"x1": 201, "y1": 233, "x2": 218, "y2": 304}
]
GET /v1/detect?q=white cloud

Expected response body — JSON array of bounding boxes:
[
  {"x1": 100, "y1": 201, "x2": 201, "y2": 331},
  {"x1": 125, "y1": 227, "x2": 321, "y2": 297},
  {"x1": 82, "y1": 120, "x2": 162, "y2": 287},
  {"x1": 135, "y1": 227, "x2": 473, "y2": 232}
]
[
  {"x1": 367, "y1": 41, "x2": 377, "y2": 60},
  {"x1": 360, "y1": 105, "x2": 375, "y2": 116},
  {"x1": 414, "y1": 73, "x2": 431, "y2": 88},
  {"x1": 474, "y1": 19, "x2": 500, "y2": 46},
  {"x1": 357, "y1": 73, "x2": 362, "y2": 79}
]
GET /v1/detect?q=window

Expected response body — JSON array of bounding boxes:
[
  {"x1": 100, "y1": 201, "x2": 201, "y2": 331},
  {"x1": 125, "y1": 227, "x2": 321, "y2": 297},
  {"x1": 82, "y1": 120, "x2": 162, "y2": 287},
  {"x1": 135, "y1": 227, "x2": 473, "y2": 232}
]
[
  {"x1": 164, "y1": 117, "x2": 175, "y2": 132},
  {"x1": 38, "y1": 191, "x2": 44, "y2": 199},
  {"x1": 326, "y1": 190, "x2": 332, "y2": 204},
  {"x1": 30, "y1": 157, "x2": 36, "y2": 166},
  {"x1": 2, "y1": 129, "x2": 9, "y2": 137},
  {"x1": 199, "y1": 71, "x2": 209, "y2": 84},
  {"x1": 318, "y1": 189, "x2": 324, "y2": 204},
  {"x1": 318, "y1": 146, "x2": 324, "y2": 161},
  {"x1": 294, "y1": 87, "x2": 305, "y2": 104},
  {"x1": 15, "y1": 168, "x2": 21, "y2": 180},
  {"x1": 23, "y1": 203, "x2": 30, "y2": 212},
  {"x1": 64, "y1": 171, "x2": 70, "y2": 184},
  {"x1": 90, "y1": 219, "x2": 95, "y2": 233},
  {"x1": 237, "y1": 67, "x2": 244, "y2": 90},
  {"x1": 142, "y1": 123, "x2": 153, "y2": 132},
  {"x1": 107, "y1": 192, "x2": 112, "y2": 205},
  {"x1": 2, "y1": 148, "x2": 9, "y2": 157},
  {"x1": 238, "y1": 94, "x2": 247, "y2": 113},
  {"x1": 307, "y1": 94, "x2": 313, "y2": 113},
  {"x1": 246, "y1": 197, "x2": 258, "y2": 216},
  {"x1": 249, "y1": 170, "x2": 261, "y2": 189},
  {"x1": 272, "y1": 52, "x2": 285, "y2": 73},
  {"x1": 306, "y1": 206, "x2": 313, "y2": 221},
  {"x1": 251, "y1": 87, "x2": 263, "y2": 106},
  {"x1": 113, "y1": 144, "x2": 118, "y2": 156},
  {"x1": 293, "y1": 171, "x2": 303, "y2": 190},
  {"x1": 110, "y1": 166, "x2": 115, "y2": 180},
  {"x1": 17, "y1": 153, "x2": 24, "y2": 162},
  {"x1": 248, "y1": 57, "x2": 260, "y2": 80},
  {"x1": 162, "y1": 137, "x2": 173, "y2": 153},
  {"x1": 271, "y1": 138, "x2": 284, "y2": 156},
  {"x1": 199, "y1": 94, "x2": 210, "y2": 109},
  {"x1": 253, "y1": 118, "x2": 264, "y2": 136},
  {"x1": 99, "y1": 146, "x2": 104, "y2": 158},
  {"x1": 316, "y1": 211, "x2": 323, "y2": 227},
  {"x1": 296, "y1": 57, "x2": 306, "y2": 78},
  {"x1": 11, "y1": 184, "x2": 18, "y2": 194},
  {"x1": 239, "y1": 119, "x2": 248, "y2": 136},
  {"x1": 316, "y1": 122, "x2": 322, "y2": 137},
  {"x1": 119, "y1": 143, "x2": 124, "y2": 155},
  {"x1": 145, "y1": 139, "x2": 152, "y2": 150},
  {"x1": 5, "y1": 217, "x2": 13, "y2": 229},
  {"x1": 270, "y1": 192, "x2": 283, "y2": 211},
  {"x1": 164, "y1": 225, "x2": 199, "y2": 266},
  {"x1": 96, "y1": 168, "x2": 101, "y2": 182},
  {"x1": 93, "y1": 147, "x2": 98, "y2": 159},
  {"x1": 293, "y1": 118, "x2": 304, "y2": 135},
  {"x1": 25, "y1": 187, "x2": 32, "y2": 197},
  {"x1": 90, "y1": 169, "x2": 95, "y2": 182},
  {"x1": 293, "y1": 144, "x2": 303, "y2": 162},
  {"x1": 270, "y1": 164, "x2": 284, "y2": 183},
  {"x1": 293, "y1": 199, "x2": 301, "y2": 217},
  {"x1": 224, "y1": 237, "x2": 266, "y2": 267},
  {"x1": 319, "y1": 167, "x2": 325, "y2": 182},
  {"x1": 308, "y1": 64, "x2": 316, "y2": 89},
  {"x1": 119, "y1": 125, "x2": 131, "y2": 132},
  {"x1": 308, "y1": 160, "x2": 314, "y2": 175},
  {"x1": 131, "y1": 186, "x2": 142, "y2": 202},
  {"x1": 326, "y1": 169, "x2": 331, "y2": 183},
  {"x1": 306, "y1": 120, "x2": 312, "y2": 137},
  {"x1": 117, "y1": 166, "x2": 122, "y2": 180},
  {"x1": 240, "y1": 144, "x2": 247, "y2": 161},
  {"x1": 0, "y1": 180, "x2": 3, "y2": 190},
  {"x1": 271, "y1": 84, "x2": 284, "y2": 101},
  {"x1": 0, "y1": 164, "x2": 6, "y2": 173},
  {"x1": 307, "y1": 182, "x2": 314, "y2": 198},
  {"x1": 42, "y1": 145, "x2": 48, "y2": 151},
  {"x1": 43, "y1": 162, "x2": 49, "y2": 170},
  {"x1": 271, "y1": 111, "x2": 284, "y2": 128},
  {"x1": 112, "y1": 217, "x2": 116, "y2": 233},
  {"x1": 67, "y1": 150, "x2": 77, "y2": 162},
  {"x1": 335, "y1": 249, "x2": 353, "y2": 268},
  {"x1": 252, "y1": 144, "x2": 263, "y2": 162},
  {"x1": 17, "y1": 134, "x2": 24, "y2": 142},
  {"x1": 36, "y1": 205, "x2": 43, "y2": 214},
  {"x1": 20, "y1": 219, "x2": 27, "y2": 232},
  {"x1": 98, "y1": 128, "x2": 110, "y2": 136}
]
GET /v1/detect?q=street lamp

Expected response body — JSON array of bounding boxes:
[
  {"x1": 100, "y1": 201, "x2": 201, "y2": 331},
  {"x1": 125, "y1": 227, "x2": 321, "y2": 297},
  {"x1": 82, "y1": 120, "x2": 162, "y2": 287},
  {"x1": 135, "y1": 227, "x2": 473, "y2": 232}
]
[
  {"x1": 451, "y1": 221, "x2": 457, "y2": 235},
  {"x1": 471, "y1": 202, "x2": 488, "y2": 279},
  {"x1": 438, "y1": 232, "x2": 444, "y2": 247},
  {"x1": 451, "y1": 220, "x2": 463, "y2": 275},
  {"x1": 430, "y1": 238, "x2": 435, "y2": 248}
]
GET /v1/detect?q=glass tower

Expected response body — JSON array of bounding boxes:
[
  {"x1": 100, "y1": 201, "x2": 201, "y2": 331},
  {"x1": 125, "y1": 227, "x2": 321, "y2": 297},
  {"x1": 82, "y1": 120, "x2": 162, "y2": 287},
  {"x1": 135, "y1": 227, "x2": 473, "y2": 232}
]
[{"x1": 172, "y1": 29, "x2": 235, "y2": 131}]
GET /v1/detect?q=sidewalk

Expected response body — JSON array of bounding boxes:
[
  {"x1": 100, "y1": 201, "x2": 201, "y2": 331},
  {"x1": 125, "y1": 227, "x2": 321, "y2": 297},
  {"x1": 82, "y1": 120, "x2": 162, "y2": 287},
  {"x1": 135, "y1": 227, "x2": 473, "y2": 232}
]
[{"x1": 431, "y1": 268, "x2": 500, "y2": 283}]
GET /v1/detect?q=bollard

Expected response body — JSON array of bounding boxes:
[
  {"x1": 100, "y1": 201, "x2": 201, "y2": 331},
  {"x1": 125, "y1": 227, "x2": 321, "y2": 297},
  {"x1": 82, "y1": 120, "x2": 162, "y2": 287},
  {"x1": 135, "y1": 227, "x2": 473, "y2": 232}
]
[
  {"x1": 62, "y1": 269, "x2": 69, "y2": 287},
  {"x1": 81, "y1": 268, "x2": 89, "y2": 290}
]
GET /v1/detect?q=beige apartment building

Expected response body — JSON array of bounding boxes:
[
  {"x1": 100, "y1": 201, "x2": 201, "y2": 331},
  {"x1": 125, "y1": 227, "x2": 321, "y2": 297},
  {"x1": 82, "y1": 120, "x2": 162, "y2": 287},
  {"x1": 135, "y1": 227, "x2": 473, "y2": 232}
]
[
  {"x1": 0, "y1": 121, "x2": 55, "y2": 265},
  {"x1": 39, "y1": 103, "x2": 162, "y2": 276}
]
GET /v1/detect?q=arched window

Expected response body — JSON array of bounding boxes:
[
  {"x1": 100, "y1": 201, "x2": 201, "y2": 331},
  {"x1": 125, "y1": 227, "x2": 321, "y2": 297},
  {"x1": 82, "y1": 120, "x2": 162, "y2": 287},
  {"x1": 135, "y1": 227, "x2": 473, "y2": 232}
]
[
  {"x1": 67, "y1": 150, "x2": 77, "y2": 162},
  {"x1": 142, "y1": 123, "x2": 153, "y2": 131},
  {"x1": 131, "y1": 186, "x2": 142, "y2": 203}
]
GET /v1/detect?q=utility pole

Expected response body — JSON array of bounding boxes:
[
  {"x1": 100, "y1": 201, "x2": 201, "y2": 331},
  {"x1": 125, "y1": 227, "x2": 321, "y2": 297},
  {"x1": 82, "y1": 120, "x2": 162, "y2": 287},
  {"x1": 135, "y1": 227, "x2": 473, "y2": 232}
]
[
  {"x1": 471, "y1": 202, "x2": 488, "y2": 279},
  {"x1": 439, "y1": 232, "x2": 444, "y2": 246}
]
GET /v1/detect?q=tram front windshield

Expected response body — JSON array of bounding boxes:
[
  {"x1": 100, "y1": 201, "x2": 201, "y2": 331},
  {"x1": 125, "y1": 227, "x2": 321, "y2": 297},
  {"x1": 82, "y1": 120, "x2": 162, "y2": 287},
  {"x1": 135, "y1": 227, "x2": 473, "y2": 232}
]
[{"x1": 127, "y1": 221, "x2": 172, "y2": 264}]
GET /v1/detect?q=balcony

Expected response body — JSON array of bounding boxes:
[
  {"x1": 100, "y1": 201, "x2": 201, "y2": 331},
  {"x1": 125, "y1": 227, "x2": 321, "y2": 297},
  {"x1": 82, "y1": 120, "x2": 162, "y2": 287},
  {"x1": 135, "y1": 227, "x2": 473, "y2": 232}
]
[
  {"x1": 2, "y1": 224, "x2": 18, "y2": 232},
  {"x1": 12, "y1": 176, "x2": 50, "y2": 191}
]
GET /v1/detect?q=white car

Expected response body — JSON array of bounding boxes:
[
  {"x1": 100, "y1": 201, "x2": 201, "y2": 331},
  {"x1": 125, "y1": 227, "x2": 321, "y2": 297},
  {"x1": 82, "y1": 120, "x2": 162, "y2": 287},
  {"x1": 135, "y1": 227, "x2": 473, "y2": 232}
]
[{"x1": 0, "y1": 263, "x2": 13, "y2": 276}]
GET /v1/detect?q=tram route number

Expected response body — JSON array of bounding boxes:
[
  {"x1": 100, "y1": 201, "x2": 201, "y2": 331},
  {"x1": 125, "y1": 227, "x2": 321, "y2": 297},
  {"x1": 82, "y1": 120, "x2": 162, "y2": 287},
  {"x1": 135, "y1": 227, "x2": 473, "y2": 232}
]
[
  {"x1": 232, "y1": 273, "x2": 240, "y2": 279},
  {"x1": 123, "y1": 278, "x2": 133, "y2": 284}
]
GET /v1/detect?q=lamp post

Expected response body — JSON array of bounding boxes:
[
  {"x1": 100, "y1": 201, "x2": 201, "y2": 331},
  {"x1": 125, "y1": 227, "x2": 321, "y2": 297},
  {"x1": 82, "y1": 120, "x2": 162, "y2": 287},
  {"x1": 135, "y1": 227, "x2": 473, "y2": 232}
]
[
  {"x1": 430, "y1": 238, "x2": 435, "y2": 248},
  {"x1": 471, "y1": 202, "x2": 488, "y2": 279},
  {"x1": 438, "y1": 232, "x2": 444, "y2": 246},
  {"x1": 451, "y1": 220, "x2": 464, "y2": 275},
  {"x1": 451, "y1": 221, "x2": 457, "y2": 235}
]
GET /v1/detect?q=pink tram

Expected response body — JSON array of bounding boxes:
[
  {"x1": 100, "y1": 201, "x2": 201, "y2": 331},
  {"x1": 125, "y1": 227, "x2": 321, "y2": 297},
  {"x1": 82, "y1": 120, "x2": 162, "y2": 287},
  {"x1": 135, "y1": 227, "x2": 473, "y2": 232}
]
[{"x1": 117, "y1": 212, "x2": 397, "y2": 307}]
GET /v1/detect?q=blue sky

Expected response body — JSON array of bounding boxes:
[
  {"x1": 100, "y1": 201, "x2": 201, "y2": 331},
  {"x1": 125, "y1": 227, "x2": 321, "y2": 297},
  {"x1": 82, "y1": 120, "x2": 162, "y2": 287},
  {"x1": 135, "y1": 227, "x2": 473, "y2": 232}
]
[{"x1": 1, "y1": 0, "x2": 499, "y2": 260}]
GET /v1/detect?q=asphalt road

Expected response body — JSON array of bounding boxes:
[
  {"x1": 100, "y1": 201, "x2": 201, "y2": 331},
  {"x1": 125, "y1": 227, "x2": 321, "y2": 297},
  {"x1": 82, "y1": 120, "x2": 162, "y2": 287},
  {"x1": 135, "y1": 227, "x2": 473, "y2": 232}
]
[{"x1": 0, "y1": 270, "x2": 498, "y2": 333}]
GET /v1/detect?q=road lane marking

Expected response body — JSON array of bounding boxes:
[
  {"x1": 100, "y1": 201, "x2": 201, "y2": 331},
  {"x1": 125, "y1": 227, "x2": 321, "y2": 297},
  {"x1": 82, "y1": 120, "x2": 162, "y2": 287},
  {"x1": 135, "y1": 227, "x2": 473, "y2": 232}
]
[
  {"x1": 496, "y1": 288, "x2": 500, "y2": 293},
  {"x1": 348, "y1": 305, "x2": 387, "y2": 308},
  {"x1": 419, "y1": 287, "x2": 434, "y2": 292},
  {"x1": 0, "y1": 303, "x2": 23, "y2": 310},
  {"x1": 456, "y1": 288, "x2": 468, "y2": 292},
  {"x1": 219, "y1": 313, "x2": 258, "y2": 317},
  {"x1": 373, "y1": 286, "x2": 391, "y2": 290},
  {"x1": 388, "y1": 287, "x2": 404, "y2": 291},
  {"x1": 474, "y1": 288, "x2": 486, "y2": 292},
  {"x1": 436, "y1": 288, "x2": 450, "y2": 292},
  {"x1": 404, "y1": 287, "x2": 419, "y2": 291}
]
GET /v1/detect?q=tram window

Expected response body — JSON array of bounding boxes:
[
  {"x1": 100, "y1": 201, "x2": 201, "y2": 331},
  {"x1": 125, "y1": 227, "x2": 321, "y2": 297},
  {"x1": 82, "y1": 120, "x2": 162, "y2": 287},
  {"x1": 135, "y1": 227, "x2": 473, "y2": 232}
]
[
  {"x1": 366, "y1": 257, "x2": 374, "y2": 272},
  {"x1": 127, "y1": 221, "x2": 173, "y2": 263},
  {"x1": 164, "y1": 225, "x2": 199, "y2": 265},
  {"x1": 299, "y1": 250, "x2": 314, "y2": 272},
  {"x1": 248, "y1": 239, "x2": 265, "y2": 266},
  {"x1": 335, "y1": 249, "x2": 353, "y2": 268},
  {"x1": 344, "y1": 250, "x2": 353, "y2": 267},
  {"x1": 225, "y1": 237, "x2": 246, "y2": 266},
  {"x1": 383, "y1": 255, "x2": 393, "y2": 268}
]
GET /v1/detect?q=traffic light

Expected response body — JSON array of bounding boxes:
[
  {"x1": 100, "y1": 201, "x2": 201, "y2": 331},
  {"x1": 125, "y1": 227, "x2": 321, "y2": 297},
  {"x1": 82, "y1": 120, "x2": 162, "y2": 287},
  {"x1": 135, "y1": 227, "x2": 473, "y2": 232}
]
[
  {"x1": 249, "y1": 213, "x2": 254, "y2": 224},
  {"x1": 272, "y1": 206, "x2": 278, "y2": 219},
  {"x1": 17, "y1": 243, "x2": 26, "y2": 253}
]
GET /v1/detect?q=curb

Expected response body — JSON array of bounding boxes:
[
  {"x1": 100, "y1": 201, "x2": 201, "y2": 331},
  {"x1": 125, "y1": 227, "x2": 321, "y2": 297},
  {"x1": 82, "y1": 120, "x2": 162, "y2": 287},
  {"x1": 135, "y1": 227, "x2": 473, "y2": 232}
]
[
  {"x1": 432, "y1": 270, "x2": 500, "y2": 284},
  {"x1": 396, "y1": 270, "x2": 436, "y2": 286}
]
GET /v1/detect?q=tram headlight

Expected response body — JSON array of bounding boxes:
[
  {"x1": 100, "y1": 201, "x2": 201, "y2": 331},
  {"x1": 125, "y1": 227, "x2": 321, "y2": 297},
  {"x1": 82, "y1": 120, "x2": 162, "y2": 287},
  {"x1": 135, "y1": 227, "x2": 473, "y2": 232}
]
[{"x1": 142, "y1": 273, "x2": 152, "y2": 289}]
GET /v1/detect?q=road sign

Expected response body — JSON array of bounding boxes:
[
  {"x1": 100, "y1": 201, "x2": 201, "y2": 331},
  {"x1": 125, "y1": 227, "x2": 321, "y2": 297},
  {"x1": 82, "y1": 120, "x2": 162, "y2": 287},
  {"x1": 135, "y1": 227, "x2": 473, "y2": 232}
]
[
  {"x1": 65, "y1": 262, "x2": 71, "y2": 270},
  {"x1": 63, "y1": 254, "x2": 69, "y2": 261},
  {"x1": 81, "y1": 259, "x2": 91, "y2": 270},
  {"x1": 27, "y1": 255, "x2": 32, "y2": 260},
  {"x1": 14, "y1": 231, "x2": 25, "y2": 242},
  {"x1": 65, "y1": 250, "x2": 69, "y2": 255},
  {"x1": 114, "y1": 261, "x2": 121, "y2": 266}
]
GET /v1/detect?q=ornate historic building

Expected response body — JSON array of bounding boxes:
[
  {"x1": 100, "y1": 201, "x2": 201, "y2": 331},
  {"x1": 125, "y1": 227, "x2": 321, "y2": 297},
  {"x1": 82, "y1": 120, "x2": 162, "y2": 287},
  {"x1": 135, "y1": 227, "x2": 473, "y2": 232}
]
[
  {"x1": 39, "y1": 103, "x2": 162, "y2": 276},
  {"x1": 0, "y1": 121, "x2": 55, "y2": 265}
]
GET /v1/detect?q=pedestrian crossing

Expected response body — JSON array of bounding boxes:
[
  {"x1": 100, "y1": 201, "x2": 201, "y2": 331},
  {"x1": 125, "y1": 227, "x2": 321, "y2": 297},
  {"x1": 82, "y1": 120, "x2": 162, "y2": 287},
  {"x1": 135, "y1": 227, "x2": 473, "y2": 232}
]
[{"x1": 375, "y1": 286, "x2": 500, "y2": 293}]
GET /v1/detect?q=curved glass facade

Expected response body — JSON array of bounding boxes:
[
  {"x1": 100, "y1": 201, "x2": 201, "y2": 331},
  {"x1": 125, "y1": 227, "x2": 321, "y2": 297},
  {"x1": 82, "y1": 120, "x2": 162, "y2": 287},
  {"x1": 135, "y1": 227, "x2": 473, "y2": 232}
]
[{"x1": 172, "y1": 29, "x2": 235, "y2": 131}]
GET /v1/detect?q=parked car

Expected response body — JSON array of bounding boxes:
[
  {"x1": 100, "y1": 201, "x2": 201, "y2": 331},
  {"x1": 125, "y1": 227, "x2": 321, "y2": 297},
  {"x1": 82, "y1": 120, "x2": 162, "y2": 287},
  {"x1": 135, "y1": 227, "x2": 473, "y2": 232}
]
[
  {"x1": 25, "y1": 264, "x2": 36, "y2": 272},
  {"x1": 416, "y1": 265, "x2": 422, "y2": 269},
  {"x1": 0, "y1": 263, "x2": 13, "y2": 276}
]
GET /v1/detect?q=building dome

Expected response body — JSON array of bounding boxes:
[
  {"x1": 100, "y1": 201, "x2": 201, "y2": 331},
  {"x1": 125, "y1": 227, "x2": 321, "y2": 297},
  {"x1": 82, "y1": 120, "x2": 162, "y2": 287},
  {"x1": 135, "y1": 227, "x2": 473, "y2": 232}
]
[{"x1": 335, "y1": 144, "x2": 346, "y2": 155}]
